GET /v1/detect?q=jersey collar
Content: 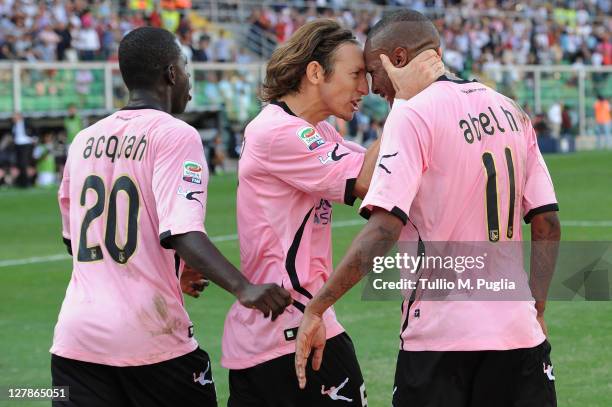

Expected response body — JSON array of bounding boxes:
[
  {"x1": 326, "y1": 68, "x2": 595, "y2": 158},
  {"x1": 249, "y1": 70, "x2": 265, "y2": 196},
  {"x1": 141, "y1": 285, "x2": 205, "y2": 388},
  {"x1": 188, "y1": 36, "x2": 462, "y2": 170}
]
[
  {"x1": 120, "y1": 104, "x2": 164, "y2": 111},
  {"x1": 435, "y1": 74, "x2": 478, "y2": 85},
  {"x1": 270, "y1": 100, "x2": 297, "y2": 117}
]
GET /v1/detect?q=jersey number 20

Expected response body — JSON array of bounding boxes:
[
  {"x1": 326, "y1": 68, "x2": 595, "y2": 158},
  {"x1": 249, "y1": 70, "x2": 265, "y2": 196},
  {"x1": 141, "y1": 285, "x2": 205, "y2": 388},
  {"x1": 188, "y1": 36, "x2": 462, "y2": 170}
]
[{"x1": 77, "y1": 175, "x2": 139, "y2": 264}]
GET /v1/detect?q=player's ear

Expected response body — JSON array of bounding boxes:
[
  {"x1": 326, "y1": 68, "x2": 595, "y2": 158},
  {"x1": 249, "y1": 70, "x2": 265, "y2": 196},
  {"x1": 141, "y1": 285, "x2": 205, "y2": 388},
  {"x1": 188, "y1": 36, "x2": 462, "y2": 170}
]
[
  {"x1": 436, "y1": 47, "x2": 443, "y2": 58},
  {"x1": 165, "y1": 64, "x2": 176, "y2": 86},
  {"x1": 392, "y1": 47, "x2": 409, "y2": 68},
  {"x1": 305, "y1": 61, "x2": 324, "y2": 85}
]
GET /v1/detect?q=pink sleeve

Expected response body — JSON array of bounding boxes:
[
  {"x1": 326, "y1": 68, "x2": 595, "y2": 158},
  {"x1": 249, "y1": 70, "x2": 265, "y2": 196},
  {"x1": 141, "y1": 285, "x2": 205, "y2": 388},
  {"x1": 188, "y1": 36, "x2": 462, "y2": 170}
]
[
  {"x1": 522, "y1": 125, "x2": 558, "y2": 223},
  {"x1": 58, "y1": 154, "x2": 71, "y2": 252},
  {"x1": 360, "y1": 101, "x2": 432, "y2": 224},
  {"x1": 342, "y1": 139, "x2": 367, "y2": 153},
  {"x1": 153, "y1": 125, "x2": 209, "y2": 248},
  {"x1": 264, "y1": 123, "x2": 364, "y2": 205},
  {"x1": 320, "y1": 122, "x2": 367, "y2": 153}
]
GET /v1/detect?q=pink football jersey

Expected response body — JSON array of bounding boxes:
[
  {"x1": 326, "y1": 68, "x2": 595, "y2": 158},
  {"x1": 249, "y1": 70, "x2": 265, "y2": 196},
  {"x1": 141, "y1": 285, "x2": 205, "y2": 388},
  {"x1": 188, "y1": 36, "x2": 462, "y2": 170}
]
[
  {"x1": 361, "y1": 77, "x2": 558, "y2": 351},
  {"x1": 221, "y1": 102, "x2": 365, "y2": 369},
  {"x1": 51, "y1": 108, "x2": 209, "y2": 366}
]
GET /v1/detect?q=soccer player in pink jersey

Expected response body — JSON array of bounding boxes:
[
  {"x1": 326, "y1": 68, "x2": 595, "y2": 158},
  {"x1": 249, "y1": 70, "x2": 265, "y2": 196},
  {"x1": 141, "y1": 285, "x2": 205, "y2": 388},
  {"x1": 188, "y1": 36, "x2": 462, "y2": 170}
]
[
  {"x1": 50, "y1": 27, "x2": 291, "y2": 407},
  {"x1": 296, "y1": 11, "x2": 561, "y2": 407},
  {"x1": 222, "y1": 19, "x2": 443, "y2": 407}
]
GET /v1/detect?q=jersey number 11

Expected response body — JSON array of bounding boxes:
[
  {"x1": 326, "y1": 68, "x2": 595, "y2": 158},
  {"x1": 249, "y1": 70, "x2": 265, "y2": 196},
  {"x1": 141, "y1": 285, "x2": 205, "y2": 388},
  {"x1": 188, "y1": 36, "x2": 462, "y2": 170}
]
[{"x1": 482, "y1": 147, "x2": 515, "y2": 242}]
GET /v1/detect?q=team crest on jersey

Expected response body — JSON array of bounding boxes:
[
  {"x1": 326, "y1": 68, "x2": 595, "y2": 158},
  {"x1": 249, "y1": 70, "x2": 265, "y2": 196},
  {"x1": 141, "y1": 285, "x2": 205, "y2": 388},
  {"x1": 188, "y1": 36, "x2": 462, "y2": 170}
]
[
  {"x1": 297, "y1": 126, "x2": 325, "y2": 151},
  {"x1": 183, "y1": 161, "x2": 203, "y2": 184}
]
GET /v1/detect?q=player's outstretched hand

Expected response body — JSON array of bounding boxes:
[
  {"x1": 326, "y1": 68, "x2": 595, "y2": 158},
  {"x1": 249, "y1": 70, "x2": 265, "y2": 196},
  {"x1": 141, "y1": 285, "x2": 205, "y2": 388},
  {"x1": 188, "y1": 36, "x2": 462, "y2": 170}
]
[
  {"x1": 238, "y1": 283, "x2": 292, "y2": 321},
  {"x1": 380, "y1": 49, "x2": 445, "y2": 100},
  {"x1": 181, "y1": 264, "x2": 210, "y2": 298},
  {"x1": 295, "y1": 309, "x2": 327, "y2": 389}
]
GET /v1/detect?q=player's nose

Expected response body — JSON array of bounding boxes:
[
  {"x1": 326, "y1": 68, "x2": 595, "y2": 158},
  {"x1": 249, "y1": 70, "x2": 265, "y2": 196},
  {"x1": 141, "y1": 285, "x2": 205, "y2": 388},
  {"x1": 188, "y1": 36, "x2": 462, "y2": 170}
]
[{"x1": 358, "y1": 75, "x2": 369, "y2": 96}]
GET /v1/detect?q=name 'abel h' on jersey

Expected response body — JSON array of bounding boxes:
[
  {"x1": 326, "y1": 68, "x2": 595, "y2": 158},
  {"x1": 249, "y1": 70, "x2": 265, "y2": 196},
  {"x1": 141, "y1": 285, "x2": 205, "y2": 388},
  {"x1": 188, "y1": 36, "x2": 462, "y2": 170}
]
[
  {"x1": 81, "y1": 133, "x2": 149, "y2": 163},
  {"x1": 458, "y1": 104, "x2": 522, "y2": 144}
]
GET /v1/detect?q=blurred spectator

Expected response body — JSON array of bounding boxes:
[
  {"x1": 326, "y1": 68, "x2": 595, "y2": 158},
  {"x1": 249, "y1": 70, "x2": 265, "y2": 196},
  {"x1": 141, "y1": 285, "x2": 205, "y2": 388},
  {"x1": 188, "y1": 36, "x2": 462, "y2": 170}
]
[
  {"x1": 362, "y1": 119, "x2": 382, "y2": 148},
  {"x1": 0, "y1": 133, "x2": 17, "y2": 187},
  {"x1": 236, "y1": 46, "x2": 254, "y2": 64},
  {"x1": 594, "y1": 94, "x2": 611, "y2": 148},
  {"x1": 54, "y1": 21, "x2": 72, "y2": 61},
  {"x1": 74, "y1": 16, "x2": 100, "y2": 61},
  {"x1": 213, "y1": 29, "x2": 235, "y2": 63},
  {"x1": 38, "y1": 23, "x2": 61, "y2": 61},
  {"x1": 547, "y1": 102, "x2": 563, "y2": 138},
  {"x1": 75, "y1": 69, "x2": 94, "y2": 104},
  {"x1": 561, "y1": 104, "x2": 574, "y2": 138},
  {"x1": 12, "y1": 112, "x2": 35, "y2": 188},
  {"x1": 0, "y1": 37, "x2": 17, "y2": 59},
  {"x1": 361, "y1": 93, "x2": 390, "y2": 124},
  {"x1": 533, "y1": 112, "x2": 551, "y2": 137},
  {"x1": 208, "y1": 134, "x2": 226, "y2": 175},
  {"x1": 100, "y1": 22, "x2": 116, "y2": 60},
  {"x1": 64, "y1": 104, "x2": 83, "y2": 147},
  {"x1": 179, "y1": 31, "x2": 193, "y2": 61},
  {"x1": 193, "y1": 34, "x2": 211, "y2": 62},
  {"x1": 202, "y1": 71, "x2": 222, "y2": 105},
  {"x1": 598, "y1": 34, "x2": 612, "y2": 65},
  {"x1": 32, "y1": 131, "x2": 57, "y2": 187}
]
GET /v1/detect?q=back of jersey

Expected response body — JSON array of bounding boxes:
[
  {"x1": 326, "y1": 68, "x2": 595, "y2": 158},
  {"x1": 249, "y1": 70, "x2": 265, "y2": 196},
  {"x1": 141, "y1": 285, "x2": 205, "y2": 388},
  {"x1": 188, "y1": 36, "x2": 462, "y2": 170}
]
[
  {"x1": 361, "y1": 77, "x2": 558, "y2": 351},
  {"x1": 51, "y1": 108, "x2": 209, "y2": 366},
  {"x1": 364, "y1": 77, "x2": 558, "y2": 243}
]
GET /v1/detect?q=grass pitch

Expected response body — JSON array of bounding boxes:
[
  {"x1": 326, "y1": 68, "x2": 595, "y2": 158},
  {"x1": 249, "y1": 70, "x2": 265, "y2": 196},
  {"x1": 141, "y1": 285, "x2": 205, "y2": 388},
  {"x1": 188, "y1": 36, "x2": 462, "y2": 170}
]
[{"x1": 0, "y1": 150, "x2": 611, "y2": 406}]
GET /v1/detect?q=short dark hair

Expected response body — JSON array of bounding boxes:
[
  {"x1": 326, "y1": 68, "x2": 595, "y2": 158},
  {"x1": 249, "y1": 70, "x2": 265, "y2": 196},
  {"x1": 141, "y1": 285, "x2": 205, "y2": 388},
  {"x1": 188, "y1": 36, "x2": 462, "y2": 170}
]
[
  {"x1": 119, "y1": 27, "x2": 182, "y2": 91},
  {"x1": 368, "y1": 9, "x2": 432, "y2": 40},
  {"x1": 368, "y1": 10, "x2": 430, "y2": 38},
  {"x1": 261, "y1": 19, "x2": 357, "y2": 102}
]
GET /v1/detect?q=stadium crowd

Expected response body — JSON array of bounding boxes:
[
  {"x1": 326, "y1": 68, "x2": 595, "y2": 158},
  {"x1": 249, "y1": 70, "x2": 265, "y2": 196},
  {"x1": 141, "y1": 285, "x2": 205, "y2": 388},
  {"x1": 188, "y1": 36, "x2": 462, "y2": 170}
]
[
  {"x1": 0, "y1": 0, "x2": 243, "y2": 63},
  {"x1": 1, "y1": 1, "x2": 610, "y2": 67},
  {"x1": 0, "y1": 0, "x2": 611, "y2": 189},
  {"x1": 250, "y1": 1, "x2": 612, "y2": 76}
]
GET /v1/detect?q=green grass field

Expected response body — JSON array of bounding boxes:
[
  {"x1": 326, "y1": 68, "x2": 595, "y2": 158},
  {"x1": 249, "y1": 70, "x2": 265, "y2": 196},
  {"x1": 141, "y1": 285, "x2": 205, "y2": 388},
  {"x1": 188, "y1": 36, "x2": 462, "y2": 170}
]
[{"x1": 1, "y1": 150, "x2": 611, "y2": 406}]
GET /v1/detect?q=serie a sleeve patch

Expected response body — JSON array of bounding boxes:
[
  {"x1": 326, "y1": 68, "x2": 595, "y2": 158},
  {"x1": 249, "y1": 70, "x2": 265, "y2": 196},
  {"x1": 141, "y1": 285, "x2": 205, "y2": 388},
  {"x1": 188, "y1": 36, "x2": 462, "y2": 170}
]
[
  {"x1": 296, "y1": 126, "x2": 325, "y2": 151},
  {"x1": 182, "y1": 161, "x2": 203, "y2": 184}
]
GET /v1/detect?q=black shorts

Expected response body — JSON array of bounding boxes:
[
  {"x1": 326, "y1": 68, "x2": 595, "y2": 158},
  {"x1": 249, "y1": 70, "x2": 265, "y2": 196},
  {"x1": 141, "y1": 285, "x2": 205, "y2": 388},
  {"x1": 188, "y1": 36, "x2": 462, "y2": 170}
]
[
  {"x1": 51, "y1": 347, "x2": 217, "y2": 407},
  {"x1": 229, "y1": 332, "x2": 367, "y2": 407},
  {"x1": 392, "y1": 340, "x2": 557, "y2": 407}
]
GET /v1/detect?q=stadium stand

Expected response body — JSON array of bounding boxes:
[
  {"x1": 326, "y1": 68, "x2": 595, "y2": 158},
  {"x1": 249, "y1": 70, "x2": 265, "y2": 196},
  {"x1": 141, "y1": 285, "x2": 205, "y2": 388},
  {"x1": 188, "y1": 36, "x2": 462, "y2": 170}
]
[{"x1": 0, "y1": 0, "x2": 611, "y2": 188}]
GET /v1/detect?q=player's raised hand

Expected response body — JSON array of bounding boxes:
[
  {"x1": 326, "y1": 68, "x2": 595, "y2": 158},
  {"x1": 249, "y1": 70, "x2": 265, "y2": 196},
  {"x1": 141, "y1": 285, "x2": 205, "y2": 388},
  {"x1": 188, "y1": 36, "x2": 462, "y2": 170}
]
[
  {"x1": 295, "y1": 309, "x2": 327, "y2": 389},
  {"x1": 380, "y1": 49, "x2": 445, "y2": 100},
  {"x1": 181, "y1": 264, "x2": 210, "y2": 298},
  {"x1": 237, "y1": 283, "x2": 292, "y2": 321}
]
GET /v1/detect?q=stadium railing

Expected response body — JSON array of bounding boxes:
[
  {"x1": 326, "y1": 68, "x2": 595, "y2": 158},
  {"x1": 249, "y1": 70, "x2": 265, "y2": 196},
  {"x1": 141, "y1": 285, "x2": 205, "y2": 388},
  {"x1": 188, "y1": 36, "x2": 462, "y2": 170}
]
[
  {"x1": 483, "y1": 65, "x2": 612, "y2": 138},
  {"x1": 1, "y1": 61, "x2": 610, "y2": 145},
  {"x1": 0, "y1": 61, "x2": 266, "y2": 122}
]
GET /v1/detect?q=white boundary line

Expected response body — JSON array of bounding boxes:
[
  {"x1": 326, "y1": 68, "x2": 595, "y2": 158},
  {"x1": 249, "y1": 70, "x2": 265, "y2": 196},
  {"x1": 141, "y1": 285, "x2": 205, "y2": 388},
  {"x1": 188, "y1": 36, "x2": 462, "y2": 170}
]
[
  {"x1": 0, "y1": 219, "x2": 366, "y2": 268},
  {"x1": 562, "y1": 220, "x2": 612, "y2": 227},
  {"x1": 0, "y1": 219, "x2": 609, "y2": 268}
]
